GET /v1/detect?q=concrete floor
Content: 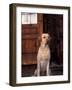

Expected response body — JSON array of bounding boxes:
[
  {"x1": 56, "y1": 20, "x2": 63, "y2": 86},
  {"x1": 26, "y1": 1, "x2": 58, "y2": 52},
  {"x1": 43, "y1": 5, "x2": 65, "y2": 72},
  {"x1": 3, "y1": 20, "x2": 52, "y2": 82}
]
[{"x1": 22, "y1": 63, "x2": 63, "y2": 77}]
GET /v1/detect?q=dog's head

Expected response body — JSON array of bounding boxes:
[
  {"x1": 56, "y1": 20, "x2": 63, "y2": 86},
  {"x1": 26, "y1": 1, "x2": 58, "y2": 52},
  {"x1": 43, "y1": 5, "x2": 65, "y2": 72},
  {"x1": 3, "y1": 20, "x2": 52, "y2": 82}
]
[
  {"x1": 37, "y1": 33, "x2": 51, "y2": 47},
  {"x1": 41, "y1": 33, "x2": 51, "y2": 45}
]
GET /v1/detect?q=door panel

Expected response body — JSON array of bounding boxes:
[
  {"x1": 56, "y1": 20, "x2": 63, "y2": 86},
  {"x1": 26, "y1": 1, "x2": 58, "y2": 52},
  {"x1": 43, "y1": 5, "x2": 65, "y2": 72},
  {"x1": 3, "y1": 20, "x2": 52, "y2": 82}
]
[{"x1": 22, "y1": 39, "x2": 37, "y2": 53}]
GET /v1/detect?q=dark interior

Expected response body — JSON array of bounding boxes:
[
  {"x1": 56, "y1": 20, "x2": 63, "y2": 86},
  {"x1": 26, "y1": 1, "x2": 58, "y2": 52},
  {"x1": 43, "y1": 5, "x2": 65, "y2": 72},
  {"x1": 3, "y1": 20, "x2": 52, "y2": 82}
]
[{"x1": 43, "y1": 14, "x2": 63, "y2": 64}]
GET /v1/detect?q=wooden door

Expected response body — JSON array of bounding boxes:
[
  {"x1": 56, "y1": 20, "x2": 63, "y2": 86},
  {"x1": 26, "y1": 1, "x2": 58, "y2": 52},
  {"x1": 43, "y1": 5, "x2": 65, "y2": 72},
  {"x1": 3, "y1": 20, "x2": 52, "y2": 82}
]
[{"x1": 22, "y1": 14, "x2": 43, "y2": 65}]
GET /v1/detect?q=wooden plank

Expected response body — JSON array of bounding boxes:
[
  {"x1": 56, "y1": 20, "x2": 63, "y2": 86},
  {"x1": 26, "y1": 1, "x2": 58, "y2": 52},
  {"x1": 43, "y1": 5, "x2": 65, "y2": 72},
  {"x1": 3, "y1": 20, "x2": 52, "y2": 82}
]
[{"x1": 22, "y1": 54, "x2": 37, "y2": 65}]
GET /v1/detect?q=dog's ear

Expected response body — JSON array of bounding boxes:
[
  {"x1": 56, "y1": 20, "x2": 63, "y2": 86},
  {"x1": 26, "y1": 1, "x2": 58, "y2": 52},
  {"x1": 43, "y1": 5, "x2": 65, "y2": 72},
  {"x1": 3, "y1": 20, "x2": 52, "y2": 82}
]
[
  {"x1": 48, "y1": 36, "x2": 51, "y2": 41},
  {"x1": 47, "y1": 35, "x2": 52, "y2": 46}
]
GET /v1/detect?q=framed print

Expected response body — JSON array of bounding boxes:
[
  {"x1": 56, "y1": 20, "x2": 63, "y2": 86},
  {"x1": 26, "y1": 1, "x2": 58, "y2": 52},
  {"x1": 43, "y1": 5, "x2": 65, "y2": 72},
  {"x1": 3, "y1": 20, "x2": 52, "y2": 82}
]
[{"x1": 9, "y1": 3, "x2": 70, "y2": 86}]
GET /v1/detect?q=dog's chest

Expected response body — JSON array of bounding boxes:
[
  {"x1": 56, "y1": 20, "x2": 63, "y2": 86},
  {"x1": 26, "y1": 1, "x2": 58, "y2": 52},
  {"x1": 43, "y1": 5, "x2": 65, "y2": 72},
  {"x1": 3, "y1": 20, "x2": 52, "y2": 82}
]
[{"x1": 38, "y1": 46, "x2": 50, "y2": 60}]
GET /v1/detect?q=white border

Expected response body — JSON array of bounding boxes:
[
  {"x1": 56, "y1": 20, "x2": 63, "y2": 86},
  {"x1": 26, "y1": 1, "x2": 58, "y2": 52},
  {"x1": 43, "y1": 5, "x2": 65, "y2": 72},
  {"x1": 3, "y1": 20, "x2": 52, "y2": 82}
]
[{"x1": 16, "y1": 6, "x2": 68, "y2": 83}]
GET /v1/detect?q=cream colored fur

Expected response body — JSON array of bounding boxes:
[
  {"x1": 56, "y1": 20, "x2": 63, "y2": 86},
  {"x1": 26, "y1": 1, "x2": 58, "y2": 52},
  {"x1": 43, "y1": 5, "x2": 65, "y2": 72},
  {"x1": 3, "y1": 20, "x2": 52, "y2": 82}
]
[{"x1": 34, "y1": 33, "x2": 51, "y2": 76}]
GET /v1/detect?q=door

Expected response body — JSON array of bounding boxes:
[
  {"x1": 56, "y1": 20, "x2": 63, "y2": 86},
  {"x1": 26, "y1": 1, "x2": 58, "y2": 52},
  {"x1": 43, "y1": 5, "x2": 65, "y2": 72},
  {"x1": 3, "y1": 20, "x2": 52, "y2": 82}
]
[{"x1": 21, "y1": 13, "x2": 43, "y2": 65}]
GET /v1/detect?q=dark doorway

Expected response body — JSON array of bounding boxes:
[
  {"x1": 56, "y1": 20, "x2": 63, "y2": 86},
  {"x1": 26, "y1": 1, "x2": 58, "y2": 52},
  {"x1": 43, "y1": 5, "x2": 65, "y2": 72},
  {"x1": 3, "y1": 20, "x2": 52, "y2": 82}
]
[{"x1": 43, "y1": 14, "x2": 63, "y2": 65}]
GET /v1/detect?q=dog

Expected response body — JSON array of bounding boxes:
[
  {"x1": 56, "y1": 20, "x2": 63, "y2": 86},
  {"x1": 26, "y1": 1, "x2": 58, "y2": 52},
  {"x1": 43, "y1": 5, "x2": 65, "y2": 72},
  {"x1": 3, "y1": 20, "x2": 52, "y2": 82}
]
[{"x1": 34, "y1": 33, "x2": 51, "y2": 76}]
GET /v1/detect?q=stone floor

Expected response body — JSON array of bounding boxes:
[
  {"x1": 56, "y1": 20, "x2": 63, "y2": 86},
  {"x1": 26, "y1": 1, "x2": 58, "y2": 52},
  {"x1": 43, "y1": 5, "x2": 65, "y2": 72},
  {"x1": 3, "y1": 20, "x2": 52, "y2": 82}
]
[{"x1": 22, "y1": 62, "x2": 63, "y2": 77}]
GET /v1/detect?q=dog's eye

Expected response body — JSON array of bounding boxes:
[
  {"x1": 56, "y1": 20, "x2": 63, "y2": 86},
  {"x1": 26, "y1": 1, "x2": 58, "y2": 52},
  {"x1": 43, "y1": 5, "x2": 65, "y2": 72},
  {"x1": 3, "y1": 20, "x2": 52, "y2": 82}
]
[{"x1": 43, "y1": 37, "x2": 46, "y2": 38}]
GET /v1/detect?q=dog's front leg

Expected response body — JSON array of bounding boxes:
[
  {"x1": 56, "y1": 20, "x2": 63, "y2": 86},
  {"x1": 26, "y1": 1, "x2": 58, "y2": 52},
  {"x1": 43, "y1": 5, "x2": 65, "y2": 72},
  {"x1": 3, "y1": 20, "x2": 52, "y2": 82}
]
[
  {"x1": 46, "y1": 62, "x2": 50, "y2": 76},
  {"x1": 37, "y1": 60, "x2": 40, "y2": 76}
]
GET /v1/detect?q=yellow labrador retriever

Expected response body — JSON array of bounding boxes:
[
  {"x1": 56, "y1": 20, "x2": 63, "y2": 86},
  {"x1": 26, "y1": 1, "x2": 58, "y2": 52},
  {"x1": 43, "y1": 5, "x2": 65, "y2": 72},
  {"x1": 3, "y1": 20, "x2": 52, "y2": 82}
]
[{"x1": 34, "y1": 33, "x2": 51, "y2": 76}]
